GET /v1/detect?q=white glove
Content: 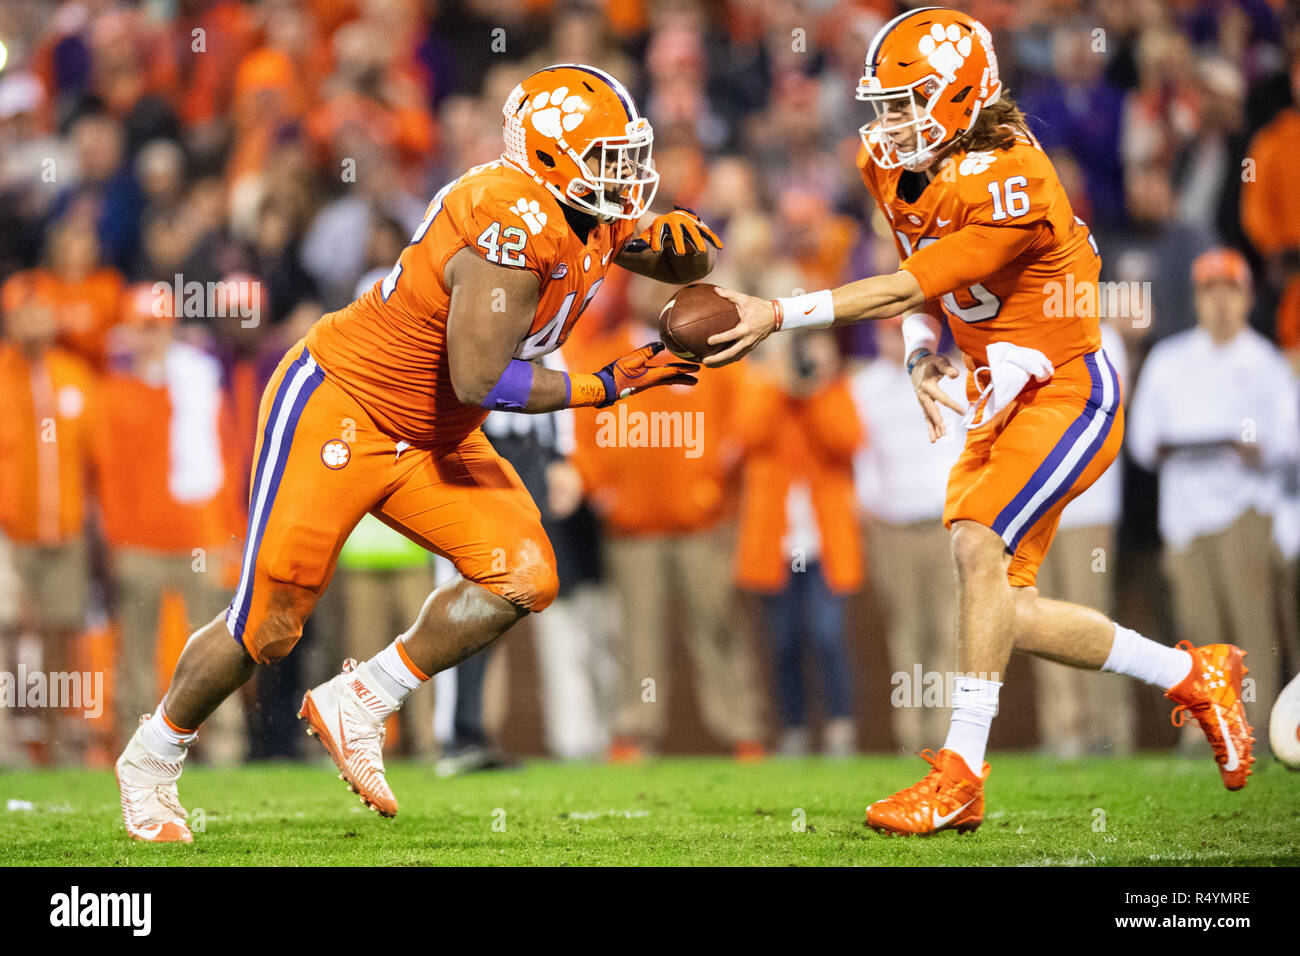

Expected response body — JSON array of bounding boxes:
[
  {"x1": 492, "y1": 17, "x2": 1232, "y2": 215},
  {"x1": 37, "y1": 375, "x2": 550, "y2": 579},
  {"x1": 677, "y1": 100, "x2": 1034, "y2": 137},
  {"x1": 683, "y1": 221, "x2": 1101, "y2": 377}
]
[{"x1": 963, "y1": 342, "x2": 1054, "y2": 430}]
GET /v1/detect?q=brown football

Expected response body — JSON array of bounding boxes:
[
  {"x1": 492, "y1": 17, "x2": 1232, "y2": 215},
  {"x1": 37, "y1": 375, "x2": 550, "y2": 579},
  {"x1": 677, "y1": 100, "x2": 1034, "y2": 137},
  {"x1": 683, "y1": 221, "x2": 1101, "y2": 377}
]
[{"x1": 658, "y1": 283, "x2": 740, "y2": 361}]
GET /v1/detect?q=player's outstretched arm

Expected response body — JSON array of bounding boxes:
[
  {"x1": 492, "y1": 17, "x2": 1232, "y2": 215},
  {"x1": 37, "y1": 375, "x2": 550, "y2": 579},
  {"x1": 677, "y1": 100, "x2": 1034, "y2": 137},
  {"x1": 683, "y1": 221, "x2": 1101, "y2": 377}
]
[
  {"x1": 445, "y1": 247, "x2": 698, "y2": 414},
  {"x1": 615, "y1": 207, "x2": 722, "y2": 284},
  {"x1": 702, "y1": 270, "x2": 926, "y2": 367}
]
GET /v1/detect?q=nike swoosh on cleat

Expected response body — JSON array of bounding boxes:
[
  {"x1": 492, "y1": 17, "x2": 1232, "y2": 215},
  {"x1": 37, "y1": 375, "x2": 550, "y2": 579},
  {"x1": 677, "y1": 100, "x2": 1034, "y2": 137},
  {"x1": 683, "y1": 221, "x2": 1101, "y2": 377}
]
[
  {"x1": 1215, "y1": 706, "x2": 1239, "y2": 771},
  {"x1": 932, "y1": 799, "x2": 975, "y2": 829},
  {"x1": 338, "y1": 712, "x2": 355, "y2": 763},
  {"x1": 134, "y1": 824, "x2": 164, "y2": 839}
]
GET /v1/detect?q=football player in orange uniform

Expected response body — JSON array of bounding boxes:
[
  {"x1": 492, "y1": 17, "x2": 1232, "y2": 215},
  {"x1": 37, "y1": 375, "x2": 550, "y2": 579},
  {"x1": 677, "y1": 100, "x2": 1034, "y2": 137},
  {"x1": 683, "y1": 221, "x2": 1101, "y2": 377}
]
[
  {"x1": 712, "y1": 8, "x2": 1254, "y2": 834},
  {"x1": 116, "y1": 64, "x2": 721, "y2": 842}
]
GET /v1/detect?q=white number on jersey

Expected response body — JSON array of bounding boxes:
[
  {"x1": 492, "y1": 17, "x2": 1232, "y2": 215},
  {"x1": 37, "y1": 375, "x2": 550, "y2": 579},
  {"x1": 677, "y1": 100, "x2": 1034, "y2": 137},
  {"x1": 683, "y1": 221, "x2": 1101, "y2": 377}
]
[
  {"x1": 897, "y1": 232, "x2": 1002, "y2": 324},
  {"x1": 986, "y1": 176, "x2": 1030, "y2": 221},
  {"x1": 381, "y1": 178, "x2": 457, "y2": 301},
  {"x1": 475, "y1": 222, "x2": 528, "y2": 268},
  {"x1": 516, "y1": 278, "x2": 605, "y2": 360},
  {"x1": 1075, "y1": 215, "x2": 1100, "y2": 257}
]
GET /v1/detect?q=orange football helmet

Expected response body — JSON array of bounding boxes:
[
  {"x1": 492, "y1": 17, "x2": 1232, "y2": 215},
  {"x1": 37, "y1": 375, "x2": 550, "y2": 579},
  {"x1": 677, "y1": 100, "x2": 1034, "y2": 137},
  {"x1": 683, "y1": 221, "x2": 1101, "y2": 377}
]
[
  {"x1": 856, "y1": 7, "x2": 1002, "y2": 171},
  {"x1": 503, "y1": 63, "x2": 658, "y2": 221}
]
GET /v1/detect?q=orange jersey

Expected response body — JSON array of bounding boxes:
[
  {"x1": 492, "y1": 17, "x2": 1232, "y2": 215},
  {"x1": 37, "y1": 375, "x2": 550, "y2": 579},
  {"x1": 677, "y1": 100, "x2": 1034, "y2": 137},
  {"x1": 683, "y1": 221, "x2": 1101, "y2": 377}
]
[
  {"x1": 306, "y1": 160, "x2": 637, "y2": 448},
  {"x1": 857, "y1": 134, "x2": 1102, "y2": 373},
  {"x1": 0, "y1": 345, "x2": 98, "y2": 545},
  {"x1": 93, "y1": 375, "x2": 235, "y2": 554},
  {"x1": 1, "y1": 268, "x2": 124, "y2": 370}
]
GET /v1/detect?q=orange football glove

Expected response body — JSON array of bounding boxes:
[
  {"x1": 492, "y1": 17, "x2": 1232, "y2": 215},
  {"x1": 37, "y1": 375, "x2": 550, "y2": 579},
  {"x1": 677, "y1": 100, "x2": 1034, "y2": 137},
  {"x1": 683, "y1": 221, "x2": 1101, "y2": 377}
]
[
  {"x1": 568, "y1": 342, "x2": 700, "y2": 408},
  {"x1": 636, "y1": 206, "x2": 723, "y2": 256}
]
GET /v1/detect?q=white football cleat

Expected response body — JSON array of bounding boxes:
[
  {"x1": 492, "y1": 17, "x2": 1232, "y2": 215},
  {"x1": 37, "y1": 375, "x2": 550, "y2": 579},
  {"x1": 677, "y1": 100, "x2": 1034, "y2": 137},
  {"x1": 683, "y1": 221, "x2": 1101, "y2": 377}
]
[
  {"x1": 1270, "y1": 671, "x2": 1300, "y2": 770},
  {"x1": 298, "y1": 659, "x2": 399, "y2": 817},
  {"x1": 115, "y1": 721, "x2": 193, "y2": 843}
]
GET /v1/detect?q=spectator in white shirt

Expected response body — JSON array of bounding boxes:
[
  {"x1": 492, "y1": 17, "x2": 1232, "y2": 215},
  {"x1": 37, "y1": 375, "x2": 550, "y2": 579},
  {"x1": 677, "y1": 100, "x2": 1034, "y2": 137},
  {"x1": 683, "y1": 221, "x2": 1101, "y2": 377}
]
[
  {"x1": 1030, "y1": 321, "x2": 1135, "y2": 758},
  {"x1": 852, "y1": 317, "x2": 964, "y2": 754},
  {"x1": 1128, "y1": 248, "x2": 1300, "y2": 736}
]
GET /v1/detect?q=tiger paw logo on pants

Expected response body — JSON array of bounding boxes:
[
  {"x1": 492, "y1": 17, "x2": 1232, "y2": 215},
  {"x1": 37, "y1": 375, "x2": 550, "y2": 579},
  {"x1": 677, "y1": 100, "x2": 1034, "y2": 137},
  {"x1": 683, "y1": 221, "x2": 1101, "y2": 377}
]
[{"x1": 321, "y1": 439, "x2": 351, "y2": 469}]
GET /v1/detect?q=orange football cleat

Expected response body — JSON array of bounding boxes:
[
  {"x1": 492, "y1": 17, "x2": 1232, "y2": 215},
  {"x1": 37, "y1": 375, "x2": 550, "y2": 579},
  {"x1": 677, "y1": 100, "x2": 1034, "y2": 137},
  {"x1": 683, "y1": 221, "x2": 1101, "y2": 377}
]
[
  {"x1": 607, "y1": 735, "x2": 645, "y2": 765},
  {"x1": 866, "y1": 748, "x2": 988, "y2": 836},
  {"x1": 1166, "y1": 642, "x2": 1255, "y2": 790},
  {"x1": 298, "y1": 660, "x2": 399, "y2": 818},
  {"x1": 733, "y1": 740, "x2": 766, "y2": 763}
]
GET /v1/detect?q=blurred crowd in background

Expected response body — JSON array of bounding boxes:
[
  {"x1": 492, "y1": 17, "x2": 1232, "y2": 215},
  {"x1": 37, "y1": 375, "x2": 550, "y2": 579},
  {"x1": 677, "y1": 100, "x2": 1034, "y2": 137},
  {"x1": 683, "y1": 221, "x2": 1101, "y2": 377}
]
[{"x1": 0, "y1": 0, "x2": 1298, "y2": 770}]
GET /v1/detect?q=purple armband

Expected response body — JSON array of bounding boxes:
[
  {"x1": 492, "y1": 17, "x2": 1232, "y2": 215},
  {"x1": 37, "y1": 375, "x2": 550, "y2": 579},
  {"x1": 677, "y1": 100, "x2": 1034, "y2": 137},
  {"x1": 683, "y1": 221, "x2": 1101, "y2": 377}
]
[{"x1": 481, "y1": 359, "x2": 535, "y2": 411}]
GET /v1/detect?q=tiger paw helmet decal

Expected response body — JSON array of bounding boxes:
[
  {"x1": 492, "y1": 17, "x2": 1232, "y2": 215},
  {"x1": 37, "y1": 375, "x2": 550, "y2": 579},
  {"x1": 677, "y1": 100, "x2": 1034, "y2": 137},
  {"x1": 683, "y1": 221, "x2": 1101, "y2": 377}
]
[
  {"x1": 919, "y1": 22, "x2": 974, "y2": 84},
  {"x1": 528, "y1": 87, "x2": 587, "y2": 137}
]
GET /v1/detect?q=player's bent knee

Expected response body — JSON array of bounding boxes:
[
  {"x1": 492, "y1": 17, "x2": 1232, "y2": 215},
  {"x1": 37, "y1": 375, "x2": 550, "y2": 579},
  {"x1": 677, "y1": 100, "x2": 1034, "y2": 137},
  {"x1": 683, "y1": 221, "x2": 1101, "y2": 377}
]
[
  {"x1": 469, "y1": 533, "x2": 559, "y2": 613},
  {"x1": 244, "y1": 588, "x2": 311, "y2": 664},
  {"x1": 950, "y1": 521, "x2": 1008, "y2": 583},
  {"x1": 509, "y1": 552, "x2": 559, "y2": 613}
]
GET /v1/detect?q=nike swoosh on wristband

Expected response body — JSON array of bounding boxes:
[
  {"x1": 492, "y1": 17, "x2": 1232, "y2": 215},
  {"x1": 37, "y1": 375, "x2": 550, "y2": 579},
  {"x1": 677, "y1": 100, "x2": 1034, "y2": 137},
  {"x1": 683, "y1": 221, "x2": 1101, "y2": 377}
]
[
  {"x1": 803, "y1": 305, "x2": 817, "y2": 315},
  {"x1": 932, "y1": 799, "x2": 975, "y2": 829},
  {"x1": 1215, "y1": 706, "x2": 1240, "y2": 771}
]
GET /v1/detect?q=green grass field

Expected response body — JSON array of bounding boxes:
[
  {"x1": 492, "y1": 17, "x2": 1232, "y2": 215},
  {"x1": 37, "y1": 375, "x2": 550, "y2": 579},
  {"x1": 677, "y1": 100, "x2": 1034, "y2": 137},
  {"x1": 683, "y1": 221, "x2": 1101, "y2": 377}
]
[{"x1": 3, "y1": 754, "x2": 1297, "y2": 866}]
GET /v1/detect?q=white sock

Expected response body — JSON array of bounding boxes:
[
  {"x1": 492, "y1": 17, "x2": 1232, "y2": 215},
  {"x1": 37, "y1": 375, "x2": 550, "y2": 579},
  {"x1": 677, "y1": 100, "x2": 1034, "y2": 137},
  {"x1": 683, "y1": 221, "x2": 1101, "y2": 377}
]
[
  {"x1": 943, "y1": 676, "x2": 1001, "y2": 772},
  {"x1": 1101, "y1": 623, "x2": 1192, "y2": 689},
  {"x1": 140, "y1": 703, "x2": 197, "y2": 761},
  {"x1": 359, "y1": 639, "x2": 428, "y2": 715}
]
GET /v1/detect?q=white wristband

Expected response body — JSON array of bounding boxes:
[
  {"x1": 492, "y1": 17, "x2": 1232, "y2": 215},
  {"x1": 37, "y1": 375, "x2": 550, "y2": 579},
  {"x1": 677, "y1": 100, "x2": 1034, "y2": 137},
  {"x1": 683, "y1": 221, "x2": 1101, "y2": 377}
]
[
  {"x1": 772, "y1": 289, "x2": 835, "y2": 331},
  {"x1": 901, "y1": 312, "x2": 942, "y2": 363}
]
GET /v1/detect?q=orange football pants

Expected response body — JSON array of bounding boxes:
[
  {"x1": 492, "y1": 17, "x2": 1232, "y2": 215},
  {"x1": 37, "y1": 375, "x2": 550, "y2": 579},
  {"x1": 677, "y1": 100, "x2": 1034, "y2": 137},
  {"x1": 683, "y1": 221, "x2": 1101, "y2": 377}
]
[
  {"x1": 224, "y1": 344, "x2": 557, "y2": 663},
  {"x1": 943, "y1": 349, "x2": 1124, "y2": 587}
]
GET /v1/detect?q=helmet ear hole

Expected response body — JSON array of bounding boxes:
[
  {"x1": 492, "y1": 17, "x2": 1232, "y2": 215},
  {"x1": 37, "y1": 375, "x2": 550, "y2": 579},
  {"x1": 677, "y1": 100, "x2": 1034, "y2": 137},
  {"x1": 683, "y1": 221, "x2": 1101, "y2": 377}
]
[{"x1": 535, "y1": 150, "x2": 556, "y2": 169}]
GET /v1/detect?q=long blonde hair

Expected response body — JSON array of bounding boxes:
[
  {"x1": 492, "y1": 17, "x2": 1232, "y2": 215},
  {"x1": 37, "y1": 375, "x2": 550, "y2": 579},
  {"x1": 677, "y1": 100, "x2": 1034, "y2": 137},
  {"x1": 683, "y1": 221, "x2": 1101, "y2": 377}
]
[{"x1": 953, "y1": 95, "x2": 1032, "y2": 152}]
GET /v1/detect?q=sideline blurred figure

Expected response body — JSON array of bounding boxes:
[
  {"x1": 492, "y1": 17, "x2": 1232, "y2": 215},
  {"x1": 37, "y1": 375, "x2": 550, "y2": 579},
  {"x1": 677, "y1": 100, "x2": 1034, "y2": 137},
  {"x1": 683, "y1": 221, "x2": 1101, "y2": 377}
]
[
  {"x1": 735, "y1": 329, "x2": 863, "y2": 757},
  {"x1": 1128, "y1": 249, "x2": 1300, "y2": 741},
  {"x1": 0, "y1": 276, "x2": 97, "y2": 763},
  {"x1": 97, "y1": 284, "x2": 245, "y2": 761},
  {"x1": 574, "y1": 277, "x2": 763, "y2": 762},
  {"x1": 1241, "y1": 62, "x2": 1300, "y2": 354}
]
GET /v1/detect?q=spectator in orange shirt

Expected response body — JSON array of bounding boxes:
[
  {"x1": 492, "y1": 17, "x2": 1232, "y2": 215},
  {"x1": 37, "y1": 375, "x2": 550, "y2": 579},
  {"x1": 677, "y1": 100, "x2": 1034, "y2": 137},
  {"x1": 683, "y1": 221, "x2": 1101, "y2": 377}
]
[
  {"x1": 570, "y1": 276, "x2": 764, "y2": 762},
  {"x1": 0, "y1": 276, "x2": 98, "y2": 763},
  {"x1": 1241, "y1": 62, "x2": 1300, "y2": 356},
  {"x1": 95, "y1": 285, "x2": 245, "y2": 758},
  {"x1": 2, "y1": 216, "x2": 124, "y2": 371},
  {"x1": 733, "y1": 330, "x2": 864, "y2": 757}
]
